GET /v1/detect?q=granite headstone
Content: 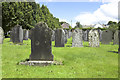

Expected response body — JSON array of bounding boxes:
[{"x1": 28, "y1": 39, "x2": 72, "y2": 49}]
[
  {"x1": 55, "y1": 29, "x2": 65, "y2": 47},
  {"x1": 0, "y1": 27, "x2": 4, "y2": 44},
  {"x1": 11, "y1": 25, "x2": 23, "y2": 44},
  {"x1": 89, "y1": 29, "x2": 99, "y2": 47},
  {"x1": 23, "y1": 29, "x2": 29, "y2": 40},
  {"x1": 101, "y1": 30, "x2": 113, "y2": 44},
  {"x1": 113, "y1": 30, "x2": 119, "y2": 45},
  {"x1": 72, "y1": 29, "x2": 83, "y2": 47},
  {"x1": 29, "y1": 22, "x2": 53, "y2": 61}
]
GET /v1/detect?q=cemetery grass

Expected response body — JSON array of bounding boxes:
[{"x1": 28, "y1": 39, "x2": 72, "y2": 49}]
[{"x1": 2, "y1": 38, "x2": 118, "y2": 78}]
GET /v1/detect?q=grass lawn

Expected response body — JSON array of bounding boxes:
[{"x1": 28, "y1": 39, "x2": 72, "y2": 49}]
[{"x1": 1, "y1": 38, "x2": 118, "y2": 78}]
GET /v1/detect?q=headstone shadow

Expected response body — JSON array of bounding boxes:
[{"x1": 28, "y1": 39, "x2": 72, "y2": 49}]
[{"x1": 108, "y1": 51, "x2": 118, "y2": 54}]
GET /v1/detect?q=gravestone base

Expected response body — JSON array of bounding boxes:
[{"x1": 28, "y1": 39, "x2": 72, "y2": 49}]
[{"x1": 19, "y1": 60, "x2": 63, "y2": 66}]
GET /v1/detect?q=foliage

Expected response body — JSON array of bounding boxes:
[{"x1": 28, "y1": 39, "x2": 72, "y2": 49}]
[
  {"x1": 2, "y1": 2, "x2": 61, "y2": 33},
  {"x1": 107, "y1": 21, "x2": 118, "y2": 33},
  {"x1": 69, "y1": 26, "x2": 72, "y2": 29},
  {"x1": 75, "y1": 22, "x2": 82, "y2": 28}
]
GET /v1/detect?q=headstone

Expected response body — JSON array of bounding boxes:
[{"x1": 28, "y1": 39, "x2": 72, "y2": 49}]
[
  {"x1": 101, "y1": 30, "x2": 113, "y2": 44},
  {"x1": 52, "y1": 30, "x2": 55, "y2": 41},
  {"x1": 10, "y1": 29, "x2": 14, "y2": 42},
  {"x1": 29, "y1": 22, "x2": 53, "y2": 61},
  {"x1": 97, "y1": 29, "x2": 103, "y2": 42},
  {"x1": 55, "y1": 29, "x2": 65, "y2": 47},
  {"x1": 68, "y1": 30, "x2": 72, "y2": 38},
  {"x1": 64, "y1": 29, "x2": 68, "y2": 43},
  {"x1": 0, "y1": 27, "x2": 4, "y2": 44},
  {"x1": 23, "y1": 29, "x2": 29, "y2": 40},
  {"x1": 28, "y1": 29, "x2": 32, "y2": 39},
  {"x1": 89, "y1": 29, "x2": 99, "y2": 47},
  {"x1": 113, "y1": 30, "x2": 119, "y2": 45},
  {"x1": 11, "y1": 25, "x2": 23, "y2": 44},
  {"x1": 83, "y1": 30, "x2": 89, "y2": 41},
  {"x1": 72, "y1": 29, "x2": 83, "y2": 47}
]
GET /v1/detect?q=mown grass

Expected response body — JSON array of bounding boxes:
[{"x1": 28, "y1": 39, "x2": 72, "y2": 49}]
[{"x1": 2, "y1": 37, "x2": 118, "y2": 78}]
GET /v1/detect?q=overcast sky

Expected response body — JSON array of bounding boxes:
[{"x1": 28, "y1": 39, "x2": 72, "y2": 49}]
[{"x1": 35, "y1": 0, "x2": 119, "y2": 27}]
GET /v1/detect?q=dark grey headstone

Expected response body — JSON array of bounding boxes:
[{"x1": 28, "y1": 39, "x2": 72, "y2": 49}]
[
  {"x1": 29, "y1": 22, "x2": 53, "y2": 61},
  {"x1": 55, "y1": 29, "x2": 65, "y2": 47},
  {"x1": 72, "y1": 29, "x2": 83, "y2": 47},
  {"x1": 28, "y1": 29, "x2": 32, "y2": 39},
  {"x1": 83, "y1": 30, "x2": 89, "y2": 41},
  {"x1": 113, "y1": 30, "x2": 119, "y2": 45},
  {"x1": 23, "y1": 29, "x2": 29, "y2": 40},
  {"x1": 11, "y1": 25, "x2": 23, "y2": 44},
  {"x1": 64, "y1": 29, "x2": 68, "y2": 43},
  {"x1": 0, "y1": 27, "x2": 4, "y2": 44},
  {"x1": 101, "y1": 30, "x2": 113, "y2": 44}
]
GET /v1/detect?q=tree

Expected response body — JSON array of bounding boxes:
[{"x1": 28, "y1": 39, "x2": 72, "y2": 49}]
[
  {"x1": 75, "y1": 21, "x2": 82, "y2": 28},
  {"x1": 107, "y1": 21, "x2": 118, "y2": 33},
  {"x1": 2, "y1": 2, "x2": 61, "y2": 34}
]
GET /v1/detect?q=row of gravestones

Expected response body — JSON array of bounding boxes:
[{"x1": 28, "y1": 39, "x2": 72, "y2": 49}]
[
  {"x1": 0, "y1": 22, "x2": 119, "y2": 62},
  {"x1": 82, "y1": 29, "x2": 119, "y2": 45},
  {"x1": 9, "y1": 25, "x2": 29, "y2": 44}
]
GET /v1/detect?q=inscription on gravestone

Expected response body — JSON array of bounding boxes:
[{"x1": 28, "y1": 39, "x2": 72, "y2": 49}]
[{"x1": 29, "y1": 22, "x2": 53, "y2": 61}]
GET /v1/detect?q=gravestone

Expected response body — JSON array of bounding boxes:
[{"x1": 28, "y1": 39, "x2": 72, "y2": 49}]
[
  {"x1": 89, "y1": 30, "x2": 99, "y2": 47},
  {"x1": 52, "y1": 30, "x2": 55, "y2": 41},
  {"x1": 64, "y1": 29, "x2": 68, "y2": 43},
  {"x1": 29, "y1": 22, "x2": 53, "y2": 61},
  {"x1": 28, "y1": 29, "x2": 32, "y2": 39},
  {"x1": 97, "y1": 29, "x2": 103, "y2": 42},
  {"x1": 101, "y1": 30, "x2": 113, "y2": 44},
  {"x1": 23, "y1": 29, "x2": 29, "y2": 40},
  {"x1": 72, "y1": 29, "x2": 83, "y2": 47},
  {"x1": 83, "y1": 30, "x2": 89, "y2": 41},
  {"x1": 0, "y1": 27, "x2": 4, "y2": 44},
  {"x1": 55, "y1": 29, "x2": 65, "y2": 47},
  {"x1": 68, "y1": 30, "x2": 72, "y2": 38},
  {"x1": 11, "y1": 25, "x2": 23, "y2": 44},
  {"x1": 113, "y1": 30, "x2": 119, "y2": 45}
]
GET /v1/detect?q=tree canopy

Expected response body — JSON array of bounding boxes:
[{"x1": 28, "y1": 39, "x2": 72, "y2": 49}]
[
  {"x1": 75, "y1": 21, "x2": 82, "y2": 28},
  {"x1": 107, "y1": 21, "x2": 118, "y2": 33},
  {"x1": 2, "y1": 2, "x2": 62, "y2": 33}
]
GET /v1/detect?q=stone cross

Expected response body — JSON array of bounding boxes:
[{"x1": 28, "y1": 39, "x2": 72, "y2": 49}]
[
  {"x1": 72, "y1": 29, "x2": 83, "y2": 47},
  {"x1": 29, "y1": 22, "x2": 54, "y2": 61}
]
